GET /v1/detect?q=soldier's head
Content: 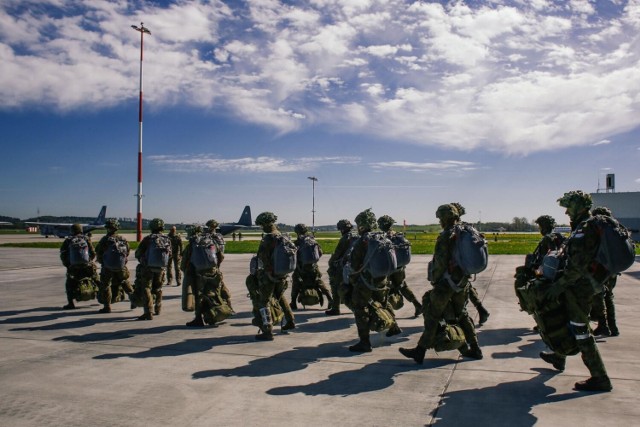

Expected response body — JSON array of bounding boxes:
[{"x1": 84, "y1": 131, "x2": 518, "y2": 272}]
[
  {"x1": 592, "y1": 206, "x2": 612, "y2": 217},
  {"x1": 450, "y1": 202, "x2": 466, "y2": 217},
  {"x1": 336, "y1": 219, "x2": 352, "y2": 235},
  {"x1": 105, "y1": 218, "x2": 120, "y2": 233},
  {"x1": 205, "y1": 219, "x2": 219, "y2": 232},
  {"x1": 354, "y1": 208, "x2": 377, "y2": 234},
  {"x1": 70, "y1": 223, "x2": 83, "y2": 235},
  {"x1": 255, "y1": 211, "x2": 277, "y2": 232},
  {"x1": 294, "y1": 223, "x2": 308, "y2": 236},
  {"x1": 534, "y1": 215, "x2": 556, "y2": 235},
  {"x1": 377, "y1": 215, "x2": 395, "y2": 232},
  {"x1": 169, "y1": 225, "x2": 177, "y2": 235},
  {"x1": 557, "y1": 190, "x2": 592, "y2": 222},
  {"x1": 149, "y1": 218, "x2": 165, "y2": 233},
  {"x1": 436, "y1": 204, "x2": 459, "y2": 229}
]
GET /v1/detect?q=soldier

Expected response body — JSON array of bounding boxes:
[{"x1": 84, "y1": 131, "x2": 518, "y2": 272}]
[
  {"x1": 253, "y1": 212, "x2": 296, "y2": 341},
  {"x1": 204, "y1": 219, "x2": 233, "y2": 310},
  {"x1": 541, "y1": 191, "x2": 612, "y2": 392},
  {"x1": 95, "y1": 218, "x2": 134, "y2": 313},
  {"x1": 59, "y1": 223, "x2": 99, "y2": 309},
  {"x1": 326, "y1": 219, "x2": 356, "y2": 316},
  {"x1": 399, "y1": 204, "x2": 482, "y2": 364},
  {"x1": 134, "y1": 218, "x2": 171, "y2": 321},
  {"x1": 450, "y1": 203, "x2": 490, "y2": 325},
  {"x1": 180, "y1": 225, "x2": 201, "y2": 313},
  {"x1": 166, "y1": 226, "x2": 183, "y2": 286},
  {"x1": 290, "y1": 223, "x2": 332, "y2": 310},
  {"x1": 377, "y1": 215, "x2": 423, "y2": 318},
  {"x1": 590, "y1": 206, "x2": 620, "y2": 337},
  {"x1": 346, "y1": 209, "x2": 402, "y2": 353}
]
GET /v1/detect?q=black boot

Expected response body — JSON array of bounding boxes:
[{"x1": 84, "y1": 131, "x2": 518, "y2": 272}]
[
  {"x1": 255, "y1": 327, "x2": 274, "y2": 341},
  {"x1": 186, "y1": 314, "x2": 205, "y2": 327},
  {"x1": 477, "y1": 304, "x2": 490, "y2": 326},
  {"x1": 459, "y1": 343, "x2": 483, "y2": 359},
  {"x1": 399, "y1": 346, "x2": 427, "y2": 364},
  {"x1": 413, "y1": 301, "x2": 423, "y2": 318},
  {"x1": 325, "y1": 308, "x2": 341, "y2": 316},
  {"x1": 592, "y1": 322, "x2": 610, "y2": 336},
  {"x1": 574, "y1": 376, "x2": 612, "y2": 392},
  {"x1": 98, "y1": 305, "x2": 111, "y2": 314},
  {"x1": 540, "y1": 351, "x2": 566, "y2": 371},
  {"x1": 137, "y1": 312, "x2": 153, "y2": 321},
  {"x1": 386, "y1": 323, "x2": 402, "y2": 337},
  {"x1": 349, "y1": 329, "x2": 372, "y2": 353}
]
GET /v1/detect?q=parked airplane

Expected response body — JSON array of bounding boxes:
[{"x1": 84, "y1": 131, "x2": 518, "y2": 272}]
[
  {"x1": 218, "y1": 205, "x2": 253, "y2": 235},
  {"x1": 25, "y1": 206, "x2": 107, "y2": 238}
]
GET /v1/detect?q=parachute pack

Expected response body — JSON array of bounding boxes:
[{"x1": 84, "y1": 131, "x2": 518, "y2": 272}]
[
  {"x1": 591, "y1": 215, "x2": 636, "y2": 275},
  {"x1": 368, "y1": 300, "x2": 395, "y2": 332},
  {"x1": 102, "y1": 236, "x2": 128, "y2": 270},
  {"x1": 190, "y1": 234, "x2": 219, "y2": 272},
  {"x1": 452, "y1": 224, "x2": 488, "y2": 275},
  {"x1": 272, "y1": 233, "x2": 297, "y2": 277},
  {"x1": 390, "y1": 232, "x2": 411, "y2": 269},
  {"x1": 298, "y1": 287, "x2": 321, "y2": 307},
  {"x1": 362, "y1": 232, "x2": 398, "y2": 279},
  {"x1": 145, "y1": 234, "x2": 171, "y2": 272},
  {"x1": 68, "y1": 236, "x2": 91, "y2": 266},
  {"x1": 297, "y1": 235, "x2": 321, "y2": 265}
]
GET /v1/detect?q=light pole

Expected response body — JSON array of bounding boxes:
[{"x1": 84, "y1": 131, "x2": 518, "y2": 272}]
[
  {"x1": 307, "y1": 176, "x2": 318, "y2": 233},
  {"x1": 131, "y1": 22, "x2": 150, "y2": 242}
]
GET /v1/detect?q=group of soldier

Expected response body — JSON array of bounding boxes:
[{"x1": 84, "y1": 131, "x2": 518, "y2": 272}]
[{"x1": 58, "y1": 189, "x2": 629, "y2": 393}]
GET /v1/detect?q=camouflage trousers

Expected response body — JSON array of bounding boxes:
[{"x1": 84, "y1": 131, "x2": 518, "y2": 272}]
[
  {"x1": 350, "y1": 277, "x2": 394, "y2": 333},
  {"x1": 255, "y1": 271, "x2": 295, "y2": 327},
  {"x1": 166, "y1": 255, "x2": 182, "y2": 286},
  {"x1": 192, "y1": 268, "x2": 231, "y2": 316},
  {"x1": 134, "y1": 265, "x2": 165, "y2": 315},
  {"x1": 99, "y1": 267, "x2": 133, "y2": 307},
  {"x1": 327, "y1": 266, "x2": 344, "y2": 311},
  {"x1": 388, "y1": 268, "x2": 420, "y2": 306}
]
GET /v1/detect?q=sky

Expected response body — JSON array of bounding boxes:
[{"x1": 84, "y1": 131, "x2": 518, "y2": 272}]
[{"x1": 1, "y1": 0, "x2": 640, "y2": 227}]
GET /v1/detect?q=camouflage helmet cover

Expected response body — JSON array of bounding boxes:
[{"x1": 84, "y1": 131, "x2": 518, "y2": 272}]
[
  {"x1": 70, "y1": 223, "x2": 83, "y2": 234},
  {"x1": 206, "y1": 219, "x2": 219, "y2": 229},
  {"x1": 534, "y1": 215, "x2": 556, "y2": 229},
  {"x1": 354, "y1": 208, "x2": 377, "y2": 230},
  {"x1": 149, "y1": 218, "x2": 165, "y2": 232},
  {"x1": 557, "y1": 190, "x2": 592, "y2": 210},
  {"x1": 450, "y1": 202, "x2": 466, "y2": 217},
  {"x1": 105, "y1": 218, "x2": 120, "y2": 230},
  {"x1": 294, "y1": 223, "x2": 308, "y2": 235},
  {"x1": 436, "y1": 204, "x2": 460, "y2": 221},
  {"x1": 377, "y1": 215, "x2": 395, "y2": 231},
  {"x1": 592, "y1": 206, "x2": 612, "y2": 217},
  {"x1": 336, "y1": 219, "x2": 352, "y2": 231},
  {"x1": 255, "y1": 211, "x2": 277, "y2": 226}
]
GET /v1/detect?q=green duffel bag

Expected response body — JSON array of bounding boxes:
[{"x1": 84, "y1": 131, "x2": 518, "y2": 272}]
[
  {"x1": 434, "y1": 323, "x2": 466, "y2": 352},
  {"x1": 298, "y1": 288, "x2": 321, "y2": 306},
  {"x1": 201, "y1": 293, "x2": 234, "y2": 325},
  {"x1": 74, "y1": 277, "x2": 97, "y2": 302},
  {"x1": 388, "y1": 290, "x2": 404, "y2": 310},
  {"x1": 270, "y1": 297, "x2": 284, "y2": 326},
  {"x1": 368, "y1": 301, "x2": 395, "y2": 332}
]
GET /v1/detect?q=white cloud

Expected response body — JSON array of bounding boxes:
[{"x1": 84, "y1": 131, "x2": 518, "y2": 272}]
[
  {"x1": 369, "y1": 160, "x2": 478, "y2": 174},
  {"x1": 593, "y1": 139, "x2": 611, "y2": 146}
]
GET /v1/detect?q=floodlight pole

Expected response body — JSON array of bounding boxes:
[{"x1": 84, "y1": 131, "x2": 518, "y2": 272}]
[
  {"x1": 307, "y1": 176, "x2": 318, "y2": 233},
  {"x1": 132, "y1": 22, "x2": 150, "y2": 242}
]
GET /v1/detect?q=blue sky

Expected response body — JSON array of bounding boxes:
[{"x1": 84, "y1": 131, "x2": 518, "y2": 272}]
[{"x1": 1, "y1": 0, "x2": 640, "y2": 227}]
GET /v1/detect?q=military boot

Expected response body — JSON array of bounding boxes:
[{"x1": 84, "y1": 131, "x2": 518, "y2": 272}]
[
  {"x1": 325, "y1": 308, "x2": 341, "y2": 316},
  {"x1": 349, "y1": 329, "x2": 372, "y2": 353},
  {"x1": 459, "y1": 343, "x2": 483, "y2": 359},
  {"x1": 255, "y1": 326, "x2": 274, "y2": 341},
  {"x1": 539, "y1": 351, "x2": 566, "y2": 371},
  {"x1": 137, "y1": 311, "x2": 153, "y2": 321},
  {"x1": 413, "y1": 301, "x2": 423, "y2": 318},
  {"x1": 399, "y1": 345, "x2": 427, "y2": 365},
  {"x1": 608, "y1": 321, "x2": 619, "y2": 337},
  {"x1": 63, "y1": 297, "x2": 76, "y2": 310},
  {"x1": 386, "y1": 323, "x2": 403, "y2": 337},
  {"x1": 290, "y1": 300, "x2": 298, "y2": 311},
  {"x1": 574, "y1": 376, "x2": 612, "y2": 392},
  {"x1": 186, "y1": 314, "x2": 205, "y2": 327},
  {"x1": 98, "y1": 305, "x2": 111, "y2": 314},
  {"x1": 477, "y1": 304, "x2": 490, "y2": 326},
  {"x1": 282, "y1": 321, "x2": 296, "y2": 331},
  {"x1": 592, "y1": 322, "x2": 610, "y2": 336}
]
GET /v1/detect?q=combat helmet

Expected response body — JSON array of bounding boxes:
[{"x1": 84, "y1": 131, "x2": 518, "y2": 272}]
[
  {"x1": 206, "y1": 219, "x2": 219, "y2": 230},
  {"x1": 450, "y1": 202, "x2": 466, "y2": 217},
  {"x1": 105, "y1": 218, "x2": 120, "y2": 231},
  {"x1": 149, "y1": 218, "x2": 165, "y2": 232},
  {"x1": 534, "y1": 215, "x2": 556, "y2": 232},
  {"x1": 294, "y1": 223, "x2": 308, "y2": 235},
  {"x1": 354, "y1": 208, "x2": 377, "y2": 231},
  {"x1": 255, "y1": 211, "x2": 277, "y2": 226},
  {"x1": 436, "y1": 204, "x2": 460, "y2": 222},
  {"x1": 377, "y1": 215, "x2": 395, "y2": 232},
  {"x1": 557, "y1": 190, "x2": 593, "y2": 210},
  {"x1": 70, "y1": 223, "x2": 83, "y2": 234},
  {"x1": 592, "y1": 206, "x2": 612, "y2": 217},
  {"x1": 336, "y1": 219, "x2": 352, "y2": 232}
]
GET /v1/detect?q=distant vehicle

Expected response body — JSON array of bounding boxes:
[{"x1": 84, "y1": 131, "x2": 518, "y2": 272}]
[
  {"x1": 25, "y1": 206, "x2": 107, "y2": 238},
  {"x1": 218, "y1": 206, "x2": 253, "y2": 235}
]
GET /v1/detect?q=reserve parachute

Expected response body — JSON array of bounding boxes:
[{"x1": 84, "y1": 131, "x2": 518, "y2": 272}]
[
  {"x1": 453, "y1": 224, "x2": 488, "y2": 275},
  {"x1": 102, "y1": 236, "x2": 128, "y2": 270},
  {"x1": 68, "y1": 236, "x2": 91, "y2": 266},
  {"x1": 298, "y1": 235, "x2": 321, "y2": 265},
  {"x1": 190, "y1": 234, "x2": 219, "y2": 272},
  {"x1": 591, "y1": 215, "x2": 636, "y2": 274},
  {"x1": 272, "y1": 234, "x2": 297, "y2": 277},
  {"x1": 390, "y1": 232, "x2": 411, "y2": 269},
  {"x1": 145, "y1": 234, "x2": 171, "y2": 272},
  {"x1": 362, "y1": 232, "x2": 397, "y2": 279}
]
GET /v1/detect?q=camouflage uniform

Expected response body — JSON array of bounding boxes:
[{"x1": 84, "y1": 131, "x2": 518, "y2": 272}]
[
  {"x1": 399, "y1": 204, "x2": 482, "y2": 364},
  {"x1": 166, "y1": 226, "x2": 183, "y2": 286},
  {"x1": 346, "y1": 209, "x2": 401, "y2": 353},
  {"x1": 253, "y1": 212, "x2": 295, "y2": 341},
  {"x1": 325, "y1": 219, "x2": 356, "y2": 315},
  {"x1": 377, "y1": 215, "x2": 423, "y2": 318},
  {"x1": 541, "y1": 191, "x2": 612, "y2": 392},
  {"x1": 134, "y1": 218, "x2": 171, "y2": 321},
  {"x1": 95, "y1": 219, "x2": 134, "y2": 313},
  {"x1": 59, "y1": 224, "x2": 99, "y2": 309},
  {"x1": 290, "y1": 224, "x2": 332, "y2": 310},
  {"x1": 590, "y1": 207, "x2": 619, "y2": 337},
  {"x1": 180, "y1": 225, "x2": 201, "y2": 313}
]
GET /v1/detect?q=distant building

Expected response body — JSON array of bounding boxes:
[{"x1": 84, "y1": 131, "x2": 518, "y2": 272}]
[{"x1": 590, "y1": 191, "x2": 640, "y2": 241}]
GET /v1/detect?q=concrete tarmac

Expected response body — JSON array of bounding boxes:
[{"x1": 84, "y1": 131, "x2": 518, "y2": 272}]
[{"x1": 0, "y1": 247, "x2": 638, "y2": 427}]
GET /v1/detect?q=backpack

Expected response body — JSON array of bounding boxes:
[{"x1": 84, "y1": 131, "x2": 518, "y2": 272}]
[
  {"x1": 591, "y1": 215, "x2": 636, "y2": 274},
  {"x1": 102, "y1": 236, "x2": 128, "y2": 270},
  {"x1": 145, "y1": 234, "x2": 171, "y2": 272},
  {"x1": 201, "y1": 290, "x2": 234, "y2": 325},
  {"x1": 452, "y1": 224, "x2": 488, "y2": 275},
  {"x1": 190, "y1": 234, "x2": 219, "y2": 272},
  {"x1": 362, "y1": 232, "x2": 398, "y2": 279},
  {"x1": 68, "y1": 236, "x2": 91, "y2": 266},
  {"x1": 272, "y1": 234, "x2": 297, "y2": 277},
  {"x1": 390, "y1": 232, "x2": 411, "y2": 269},
  {"x1": 74, "y1": 277, "x2": 98, "y2": 301},
  {"x1": 298, "y1": 235, "x2": 321, "y2": 265}
]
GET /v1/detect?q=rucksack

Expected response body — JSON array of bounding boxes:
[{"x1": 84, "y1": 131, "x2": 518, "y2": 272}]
[
  {"x1": 272, "y1": 234, "x2": 297, "y2": 277},
  {"x1": 452, "y1": 224, "x2": 488, "y2": 275},
  {"x1": 368, "y1": 300, "x2": 395, "y2": 332},
  {"x1": 102, "y1": 236, "x2": 128, "y2": 270},
  {"x1": 190, "y1": 234, "x2": 219, "y2": 272},
  {"x1": 591, "y1": 215, "x2": 636, "y2": 274},
  {"x1": 145, "y1": 234, "x2": 171, "y2": 272},
  {"x1": 68, "y1": 236, "x2": 91, "y2": 266},
  {"x1": 298, "y1": 235, "x2": 321, "y2": 265},
  {"x1": 362, "y1": 232, "x2": 398, "y2": 279},
  {"x1": 390, "y1": 232, "x2": 411, "y2": 268}
]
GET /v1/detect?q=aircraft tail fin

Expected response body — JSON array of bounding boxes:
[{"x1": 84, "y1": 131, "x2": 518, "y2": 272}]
[
  {"x1": 238, "y1": 206, "x2": 252, "y2": 226},
  {"x1": 93, "y1": 206, "x2": 107, "y2": 225}
]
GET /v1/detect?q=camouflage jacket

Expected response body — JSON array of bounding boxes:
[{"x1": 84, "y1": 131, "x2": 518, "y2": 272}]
[
  {"x1": 257, "y1": 226, "x2": 279, "y2": 276},
  {"x1": 530, "y1": 233, "x2": 564, "y2": 269},
  {"x1": 431, "y1": 224, "x2": 466, "y2": 286},
  {"x1": 95, "y1": 232, "x2": 129, "y2": 265},
  {"x1": 349, "y1": 231, "x2": 386, "y2": 286},
  {"x1": 328, "y1": 231, "x2": 356, "y2": 274},
  {"x1": 168, "y1": 233, "x2": 183, "y2": 258}
]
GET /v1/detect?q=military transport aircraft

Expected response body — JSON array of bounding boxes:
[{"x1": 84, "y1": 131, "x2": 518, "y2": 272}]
[
  {"x1": 25, "y1": 206, "x2": 107, "y2": 238},
  {"x1": 218, "y1": 205, "x2": 253, "y2": 235}
]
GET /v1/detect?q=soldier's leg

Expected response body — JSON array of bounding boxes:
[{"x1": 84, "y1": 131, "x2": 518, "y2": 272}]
[
  {"x1": 468, "y1": 285, "x2": 490, "y2": 325},
  {"x1": 98, "y1": 269, "x2": 113, "y2": 313},
  {"x1": 591, "y1": 291, "x2": 609, "y2": 336},
  {"x1": 187, "y1": 273, "x2": 206, "y2": 327},
  {"x1": 165, "y1": 256, "x2": 174, "y2": 286},
  {"x1": 136, "y1": 270, "x2": 154, "y2": 320},
  {"x1": 605, "y1": 287, "x2": 619, "y2": 336},
  {"x1": 399, "y1": 281, "x2": 423, "y2": 317},
  {"x1": 63, "y1": 272, "x2": 77, "y2": 309},
  {"x1": 174, "y1": 257, "x2": 182, "y2": 286},
  {"x1": 452, "y1": 289, "x2": 482, "y2": 359},
  {"x1": 325, "y1": 273, "x2": 342, "y2": 315},
  {"x1": 276, "y1": 279, "x2": 295, "y2": 330},
  {"x1": 290, "y1": 270, "x2": 301, "y2": 310},
  {"x1": 255, "y1": 273, "x2": 276, "y2": 340},
  {"x1": 349, "y1": 284, "x2": 372, "y2": 352}
]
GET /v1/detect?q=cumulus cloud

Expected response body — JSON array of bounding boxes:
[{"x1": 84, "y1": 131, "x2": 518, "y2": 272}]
[
  {"x1": 369, "y1": 160, "x2": 479, "y2": 173},
  {"x1": 593, "y1": 139, "x2": 612, "y2": 146},
  {"x1": 1, "y1": 0, "x2": 640, "y2": 155}
]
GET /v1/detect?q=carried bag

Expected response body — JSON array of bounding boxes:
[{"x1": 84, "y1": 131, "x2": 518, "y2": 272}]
[
  {"x1": 74, "y1": 277, "x2": 98, "y2": 301},
  {"x1": 69, "y1": 236, "x2": 91, "y2": 266},
  {"x1": 298, "y1": 235, "x2": 321, "y2": 265},
  {"x1": 388, "y1": 289, "x2": 404, "y2": 310},
  {"x1": 434, "y1": 323, "x2": 466, "y2": 352},
  {"x1": 591, "y1": 215, "x2": 636, "y2": 274},
  {"x1": 146, "y1": 234, "x2": 171, "y2": 272},
  {"x1": 298, "y1": 287, "x2": 321, "y2": 306},
  {"x1": 368, "y1": 300, "x2": 395, "y2": 332},
  {"x1": 453, "y1": 224, "x2": 488, "y2": 275},
  {"x1": 201, "y1": 291, "x2": 234, "y2": 325},
  {"x1": 541, "y1": 250, "x2": 565, "y2": 281},
  {"x1": 103, "y1": 236, "x2": 128, "y2": 270},
  {"x1": 272, "y1": 234, "x2": 297, "y2": 277}
]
